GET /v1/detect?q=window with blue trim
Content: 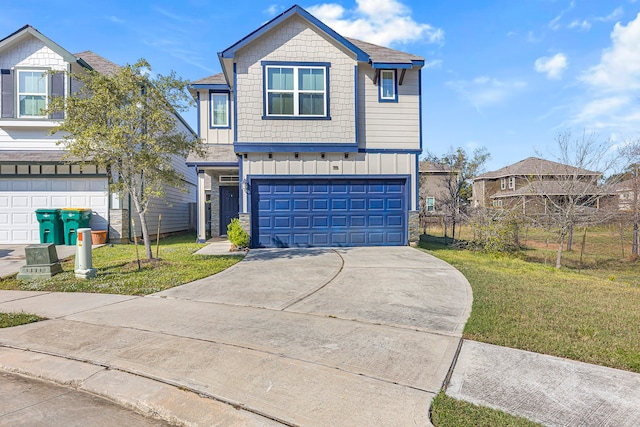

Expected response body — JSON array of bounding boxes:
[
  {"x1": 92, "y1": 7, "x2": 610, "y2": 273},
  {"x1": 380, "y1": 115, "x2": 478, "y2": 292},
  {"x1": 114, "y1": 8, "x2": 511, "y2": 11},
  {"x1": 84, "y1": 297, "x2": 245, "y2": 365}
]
[
  {"x1": 379, "y1": 69, "x2": 397, "y2": 102},
  {"x1": 265, "y1": 65, "x2": 327, "y2": 117},
  {"x1": 210, "y1": 92, "x2": 229, "y2": 128}
]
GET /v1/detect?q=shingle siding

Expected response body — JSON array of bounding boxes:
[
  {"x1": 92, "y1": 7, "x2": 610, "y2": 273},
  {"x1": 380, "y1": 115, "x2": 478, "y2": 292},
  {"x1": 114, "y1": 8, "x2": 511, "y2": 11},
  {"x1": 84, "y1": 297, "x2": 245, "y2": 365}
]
[{"x1": 235, "y1": 15, "x2": 356, "y2": 143}]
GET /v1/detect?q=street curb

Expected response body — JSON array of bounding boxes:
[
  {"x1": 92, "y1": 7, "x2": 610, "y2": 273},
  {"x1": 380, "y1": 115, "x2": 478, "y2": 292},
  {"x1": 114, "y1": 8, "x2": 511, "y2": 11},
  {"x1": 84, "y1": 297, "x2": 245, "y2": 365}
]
[{"x1": 0, "y1": 347, "x2": 281, "y2": 426}]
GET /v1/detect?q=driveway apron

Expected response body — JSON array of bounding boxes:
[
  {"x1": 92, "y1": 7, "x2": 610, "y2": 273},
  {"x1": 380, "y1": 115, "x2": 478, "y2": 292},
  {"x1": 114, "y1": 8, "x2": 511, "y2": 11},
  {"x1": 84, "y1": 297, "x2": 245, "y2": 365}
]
[{"x1": 0, "y1": 246, "x2": 472, "y2": 426}]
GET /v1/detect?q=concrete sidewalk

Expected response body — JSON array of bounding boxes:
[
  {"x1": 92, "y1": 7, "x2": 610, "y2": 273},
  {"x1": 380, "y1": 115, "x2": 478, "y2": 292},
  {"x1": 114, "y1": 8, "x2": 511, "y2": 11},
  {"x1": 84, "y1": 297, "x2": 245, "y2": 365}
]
[
  {"x1": 447, "y1": 340, "x2": 640, "y2": 427},
  {"x1": 0, "y1": 246, "x2": 471, "y2": 426}
]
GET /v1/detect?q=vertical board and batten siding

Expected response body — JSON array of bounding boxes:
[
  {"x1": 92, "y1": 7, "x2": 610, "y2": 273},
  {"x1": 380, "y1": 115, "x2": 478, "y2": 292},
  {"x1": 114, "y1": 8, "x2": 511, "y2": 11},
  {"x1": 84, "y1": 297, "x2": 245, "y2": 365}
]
[
  {"x1": 130, "y1": 183, "x2": 196, "y2": 237},
  {"x1": 357, "y1": 64, "x2": 420, "y2": 150},
  {"x1": 235, "y1": 15, "x2": 356, "y2": 143},
  {"x1": 199, "y1": 89, "x2": 234, "y2": 145},
  {"x1": 241, "y1": 152, "x2": 417, "y2": 211}
]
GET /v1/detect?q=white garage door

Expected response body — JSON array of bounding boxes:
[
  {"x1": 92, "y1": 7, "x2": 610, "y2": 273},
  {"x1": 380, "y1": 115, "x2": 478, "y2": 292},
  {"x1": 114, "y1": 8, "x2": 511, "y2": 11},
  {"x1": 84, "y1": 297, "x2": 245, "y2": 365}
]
[{"x1": 0, "y1": 178, "x2": 109, "y2": 244}]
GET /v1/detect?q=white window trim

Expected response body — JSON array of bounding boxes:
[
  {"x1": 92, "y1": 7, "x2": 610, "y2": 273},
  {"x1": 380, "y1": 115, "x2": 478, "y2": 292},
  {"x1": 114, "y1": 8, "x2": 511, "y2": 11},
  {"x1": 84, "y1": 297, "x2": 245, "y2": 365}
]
[
  {"x1": 265, "y1": 65, "x2": 327, "y2": 117},
  {"x1": 210, "y1": 92, "x2": 229, "y2": 128},
  {"x1": 500, "y1": 178, "x2": 506, "y2": 190},
  {"x1": 508, "y1": 177, "x2": 515, "y2": 189},
  {"x1": 17, "y1": 69, "x2": 48, "y2": 118},
  {"x1": 427, "y1": 197, "x2": 435, "y2": 212},
  {"x1": 379, "y1": 69, "x2": 396, "y2": 101}
]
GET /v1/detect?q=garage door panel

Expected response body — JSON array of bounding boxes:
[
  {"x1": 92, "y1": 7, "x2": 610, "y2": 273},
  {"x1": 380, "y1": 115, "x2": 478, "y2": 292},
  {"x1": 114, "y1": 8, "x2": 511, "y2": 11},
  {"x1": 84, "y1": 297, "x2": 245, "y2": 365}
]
[
  {"x1": 0, "y1": 177, "x2": 108, "y2": 244},
  {"x1": 251, "y1": 178, "x2": 407, "y2": 248}
]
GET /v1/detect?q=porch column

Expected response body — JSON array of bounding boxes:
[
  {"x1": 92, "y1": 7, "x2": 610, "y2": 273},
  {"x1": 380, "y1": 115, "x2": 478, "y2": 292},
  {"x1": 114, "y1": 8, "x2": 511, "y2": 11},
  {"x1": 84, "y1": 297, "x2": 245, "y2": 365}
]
[{"x1": 197, "y1": 170, "x2": 207, "y2": 242}]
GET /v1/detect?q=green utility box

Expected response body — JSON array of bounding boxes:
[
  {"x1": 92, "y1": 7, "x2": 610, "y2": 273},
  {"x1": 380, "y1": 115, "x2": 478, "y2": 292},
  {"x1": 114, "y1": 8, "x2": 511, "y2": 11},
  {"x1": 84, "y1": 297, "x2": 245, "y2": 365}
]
[
  {"x1": 35, "y1": 208, "x2": 64, "y2": 245},
  {"x1": 61, "y1": 208, "x2": 92, "y2": 245}
]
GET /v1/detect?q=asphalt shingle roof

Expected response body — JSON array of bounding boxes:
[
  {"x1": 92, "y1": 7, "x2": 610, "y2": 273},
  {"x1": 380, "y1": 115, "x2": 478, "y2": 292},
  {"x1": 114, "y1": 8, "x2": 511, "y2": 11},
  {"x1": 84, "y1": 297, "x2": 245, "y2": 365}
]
[
  {"x1": 347, "y1": 37, "x2": 424, "y2": 64},
  {"x1": 186, "y1": 144, "x2": 237, "y2": 165},
  {"x1": 75, "y1": 50, "x2": 119, "y2": 75},
  {"x1": 192, "y1": 73, "x2": 227, "y2": 85},
  {"x1": 475, "y1": 157, "x2": 600, "y2": 180}
]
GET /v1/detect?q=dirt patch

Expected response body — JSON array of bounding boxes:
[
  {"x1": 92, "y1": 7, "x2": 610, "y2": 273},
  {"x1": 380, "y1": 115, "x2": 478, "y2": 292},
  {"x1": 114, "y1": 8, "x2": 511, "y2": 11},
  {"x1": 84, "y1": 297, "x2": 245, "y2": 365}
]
[{"x1": 122, "y1": 258, "x2": 164, "y2": 271}]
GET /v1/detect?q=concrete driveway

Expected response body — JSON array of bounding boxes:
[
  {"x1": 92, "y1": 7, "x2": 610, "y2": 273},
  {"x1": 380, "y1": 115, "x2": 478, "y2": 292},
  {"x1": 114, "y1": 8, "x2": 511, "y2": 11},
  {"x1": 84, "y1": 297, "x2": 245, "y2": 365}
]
[{"x1": 0, "y1": 246, "x2": 472, "y2": 426}]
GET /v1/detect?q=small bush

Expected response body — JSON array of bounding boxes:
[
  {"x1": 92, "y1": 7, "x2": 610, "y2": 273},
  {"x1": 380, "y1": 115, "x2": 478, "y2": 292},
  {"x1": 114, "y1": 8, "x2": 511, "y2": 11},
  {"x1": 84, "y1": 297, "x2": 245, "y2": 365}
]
[{"x1": 227, "y1": 218, "x2": 249, "y2": 248}]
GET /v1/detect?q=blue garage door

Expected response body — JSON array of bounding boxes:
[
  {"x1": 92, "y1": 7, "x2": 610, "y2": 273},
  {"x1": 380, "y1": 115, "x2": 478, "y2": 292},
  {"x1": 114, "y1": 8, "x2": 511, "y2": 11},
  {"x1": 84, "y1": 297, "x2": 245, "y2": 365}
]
[{"x1": 251, "y1": 178, "x2": 407, "y2": 248}]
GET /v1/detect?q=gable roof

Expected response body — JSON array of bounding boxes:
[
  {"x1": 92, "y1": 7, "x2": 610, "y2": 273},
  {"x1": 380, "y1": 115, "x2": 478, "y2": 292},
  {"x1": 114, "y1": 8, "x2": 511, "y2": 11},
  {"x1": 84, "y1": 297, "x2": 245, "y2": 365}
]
[
  {"x1": 220, "y1": 5, "x2": 369, "y2": 62},
  {"x1": 0, "y1": 25, "x2": 80, "y2": 64},
  {"x1": 75, "y1": 51, "x2": 119, "y2": 75},
  {"x1": 491, "y1": 180, "x2": 611, "y2": 198},
  {"x1": 475, "y1": 157, "x2": 601, "y2": 181},
  {"x1": 217, "y1": 4, "x2": 424, "y2": 84}
]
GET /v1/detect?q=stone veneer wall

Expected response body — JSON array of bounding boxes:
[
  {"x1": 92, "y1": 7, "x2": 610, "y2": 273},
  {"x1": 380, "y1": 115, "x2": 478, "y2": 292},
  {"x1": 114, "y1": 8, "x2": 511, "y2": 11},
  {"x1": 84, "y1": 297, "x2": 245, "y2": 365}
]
[
  {"x1": 209, "y1": 175, "x2": 221, "y2": 237},
  {"x1": 238, "y1": 213, "x2": 251, "y2": 243},
  {"x1": 409, "y1": 210, "x2": 420, "y2": 244},
  {"x1": 108, "y1": 209, "x2": 129, "y2": 244}
]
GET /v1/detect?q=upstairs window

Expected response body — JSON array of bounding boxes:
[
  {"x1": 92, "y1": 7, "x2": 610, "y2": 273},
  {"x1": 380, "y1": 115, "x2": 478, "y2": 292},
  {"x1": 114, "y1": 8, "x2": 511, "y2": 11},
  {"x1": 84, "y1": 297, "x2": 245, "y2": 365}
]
[
  {"x1": 263, "y1": 63, "x2": 329, "y2": 118},
  {"x1": 18, "y1": 70, "x2": 47, "y2": 117},
  {"x1": 427, "y1": 197, "x2": 435, "y2": 212},
  {"x1": 379, "y1": 69, "x2": 397, "y2": 102},
  {"x1": 501, "y1": 178, "x2": 507, "y2": 190},
  {"x1": 210, "y1": 92, "x2": 229, "y2": 128},
  {"x1": 508, "y1": 176, "x2": 515, "y2": 189}
]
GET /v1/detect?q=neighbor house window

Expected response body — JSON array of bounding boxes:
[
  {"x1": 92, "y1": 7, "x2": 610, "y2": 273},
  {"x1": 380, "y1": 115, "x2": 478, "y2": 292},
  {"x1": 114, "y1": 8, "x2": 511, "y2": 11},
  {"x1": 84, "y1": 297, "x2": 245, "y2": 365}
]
[
  {"x1": 18, "y1": 70, "x2": 47, "y2": 117},
  {"x1": 501, "y1": 178, "x2": 507, "y2": 190},
  {"x1": 492, "y1": 199, "x2": 503, "y2": 207},
  {"x1": 379, "y1": 70, "x2": 397, "y2": 102},
  {"x1": 508, "y1": 177, "x2": 515, "y2": 189},
  {"x1": 210, "y1": 92, "x2": 229, "y2": 128},
  {"x1": 427, "y1": 197, "x2": 435, "y2": 212},
  {"x1": 264, "y1": 63, "x2": 328, "y2": 117}
]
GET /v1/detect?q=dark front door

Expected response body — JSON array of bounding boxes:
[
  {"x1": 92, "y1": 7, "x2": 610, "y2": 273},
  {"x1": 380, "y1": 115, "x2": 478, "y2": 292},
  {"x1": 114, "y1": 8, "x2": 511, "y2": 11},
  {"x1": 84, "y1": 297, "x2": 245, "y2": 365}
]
[{"x1": 220, "y1": 186, "x2": 239, "y2": 236}]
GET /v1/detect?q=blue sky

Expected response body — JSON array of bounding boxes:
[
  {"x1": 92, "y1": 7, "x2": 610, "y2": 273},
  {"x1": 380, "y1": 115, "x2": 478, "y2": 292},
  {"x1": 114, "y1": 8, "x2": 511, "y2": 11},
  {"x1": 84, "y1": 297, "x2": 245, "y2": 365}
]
[{"x1": 2, "y1": 0, "x2": 640, "y2": 171}]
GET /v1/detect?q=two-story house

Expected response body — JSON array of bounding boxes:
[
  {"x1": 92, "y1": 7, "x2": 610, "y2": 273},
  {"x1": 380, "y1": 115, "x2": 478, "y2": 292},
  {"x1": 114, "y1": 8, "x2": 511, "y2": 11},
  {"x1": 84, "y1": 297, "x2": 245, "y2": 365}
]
[
  {"x1": 0, "y1": 25, "x2": 197, "y2": 244},
  {"x1": 471, "y1": 157, "x2": 613, "y2": 215},
  {"x1": 188, "y1": 5, "x2": 423, "y2": 248}
]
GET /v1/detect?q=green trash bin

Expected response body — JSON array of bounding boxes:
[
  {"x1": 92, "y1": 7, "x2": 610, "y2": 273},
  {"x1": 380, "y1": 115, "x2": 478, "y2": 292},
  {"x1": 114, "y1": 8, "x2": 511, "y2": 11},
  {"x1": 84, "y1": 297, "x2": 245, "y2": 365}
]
[
  {"x1": 35, "y1": 209, "x2": 64, "y2": 245},
  {"x1": 61, "y1": 208, "x2": 92, "y2": 245}
]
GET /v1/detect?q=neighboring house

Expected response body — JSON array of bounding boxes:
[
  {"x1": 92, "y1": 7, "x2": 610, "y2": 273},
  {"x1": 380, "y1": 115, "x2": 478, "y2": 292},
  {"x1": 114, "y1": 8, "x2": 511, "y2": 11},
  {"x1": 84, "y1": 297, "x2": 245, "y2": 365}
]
[
  {"x1": 0, "y1": 25, "x2": 197, "y2": 244},
  {"x1": 188, "y1": 5, "x2": 424, "y2": 248},
  {"x1": 418, "y1": 161, "x2": 458, "y2": 215},
  {"x1": 612, "y1": 178, "x2": 640, "y2": 212},
  {"x1": 471, "y1": 157, "x2": 614, "y2": 215}
]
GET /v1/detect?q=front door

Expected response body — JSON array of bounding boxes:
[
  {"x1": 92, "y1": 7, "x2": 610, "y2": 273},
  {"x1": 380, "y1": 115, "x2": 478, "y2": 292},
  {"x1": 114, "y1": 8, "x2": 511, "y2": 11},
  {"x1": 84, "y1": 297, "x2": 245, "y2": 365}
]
[{"x1": 220, "y1": 186, "x2": 239, "y2": 236}]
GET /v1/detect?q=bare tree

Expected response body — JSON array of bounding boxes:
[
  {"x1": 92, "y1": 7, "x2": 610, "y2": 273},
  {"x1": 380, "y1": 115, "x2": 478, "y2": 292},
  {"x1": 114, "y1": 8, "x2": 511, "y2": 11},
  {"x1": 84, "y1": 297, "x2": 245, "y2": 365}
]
[
  {"x1": 529, "y1": 131, "x2": 619, "y2": 268},
  {"x1": 422, "y1": 147, "x2": 490, "y2": 240}
]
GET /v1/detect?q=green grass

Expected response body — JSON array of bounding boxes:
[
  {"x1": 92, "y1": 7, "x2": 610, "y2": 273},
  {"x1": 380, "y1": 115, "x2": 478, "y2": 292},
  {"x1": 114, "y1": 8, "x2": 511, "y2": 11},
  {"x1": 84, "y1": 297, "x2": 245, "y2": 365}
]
[
  {"x1": 419, "y1": 234, "x2": 640, "y2": 373},
  {"x1": 430, "y1": 392, "x2": 542, "y2": 427},
  {"x1": 0, "y1": 312, "x2": 42, "y2": 328},
  {"x1": 0, "y1": 234, "x2": 243, "y2": 295}
]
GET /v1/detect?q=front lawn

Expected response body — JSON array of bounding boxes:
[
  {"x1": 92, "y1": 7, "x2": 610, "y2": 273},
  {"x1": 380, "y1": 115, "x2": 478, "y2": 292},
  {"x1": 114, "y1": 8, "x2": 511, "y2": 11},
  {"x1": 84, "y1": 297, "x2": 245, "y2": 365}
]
[
  {"x1": 431, "y1": 392, "x2": 542, "y2": 427},
  {"x1": 419, "y1": 234, "x2": 640, "y2": 373},
  {"x1": 0, "y1": 234, "x2": 243, "y2": 295}
]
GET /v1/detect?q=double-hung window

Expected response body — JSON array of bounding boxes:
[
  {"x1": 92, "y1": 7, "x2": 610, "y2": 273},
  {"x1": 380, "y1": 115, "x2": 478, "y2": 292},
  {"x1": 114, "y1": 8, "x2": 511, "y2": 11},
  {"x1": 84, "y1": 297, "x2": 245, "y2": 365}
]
[
  {"x1": 210, "y1": 92, "x2": 229, "y2": 128},
  {"x1": 18, "y1": 70, "x2": 47, "y2": 117},
  {"x1": 427, "y1": 197, "x2": 435, "y2": 212},
  {"x1": 379, "y1": 69, "x2": 397, "y2": 102},
  {"x1": 500, "y1": 178, "x2": 507, "y2": 190},
  {"x1": 264, "y1": 63, "x2": 328, "y2": 118},
  {"x1": 508, "y1": 177, "x2": 515, "y2": 189}
]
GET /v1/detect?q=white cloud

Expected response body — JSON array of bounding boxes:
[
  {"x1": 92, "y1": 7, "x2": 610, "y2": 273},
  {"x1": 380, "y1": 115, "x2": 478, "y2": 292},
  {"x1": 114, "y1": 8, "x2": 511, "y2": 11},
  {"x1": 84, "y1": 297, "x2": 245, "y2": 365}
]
[
  {"x1": 447, "y1": 76, "x2": 527, "y2": 109},
  {"x1": 307, "y1": 0, "x2": 444, "y2": 47},
  {"x1": 548, "y1": 0, "x2": 575, "y2": 31},
  {"x1": 568, "y1": 20, "x2": 591, "y2": 31},
  {"x1": 535, "y1": 53, "x2": 568, "y2": 79},
  {"x1": 580, "y1": 13, "x2": 640, "y2": 91},
  {"x1": 596, "y1": 7, "x2": 624, "y2": 22},
  {"x1": 264, "y1": 4, "x2": 285, "y2": 16},
  {"x1": 571, "y1": 96, "x2": 631, "y2": 124}
]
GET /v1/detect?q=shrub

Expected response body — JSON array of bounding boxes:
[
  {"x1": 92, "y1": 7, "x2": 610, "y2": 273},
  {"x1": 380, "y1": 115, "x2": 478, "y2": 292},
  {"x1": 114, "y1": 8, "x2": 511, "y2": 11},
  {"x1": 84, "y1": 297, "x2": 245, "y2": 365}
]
[{"x1": 227, "y1": 218, "x2": 249, "y2": 249}]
